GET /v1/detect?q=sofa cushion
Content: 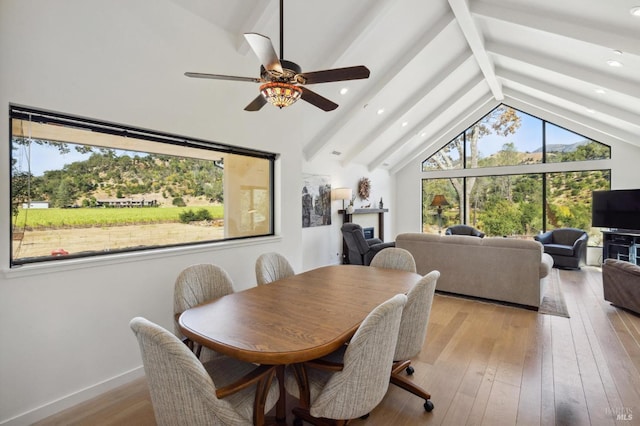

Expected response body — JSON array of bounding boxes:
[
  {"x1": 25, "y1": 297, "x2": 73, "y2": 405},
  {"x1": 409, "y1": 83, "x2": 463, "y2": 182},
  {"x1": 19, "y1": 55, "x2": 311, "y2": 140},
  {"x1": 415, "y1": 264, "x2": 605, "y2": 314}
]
[{"x1": 542, "y1": 243, "x2": 574, "y2": 256}]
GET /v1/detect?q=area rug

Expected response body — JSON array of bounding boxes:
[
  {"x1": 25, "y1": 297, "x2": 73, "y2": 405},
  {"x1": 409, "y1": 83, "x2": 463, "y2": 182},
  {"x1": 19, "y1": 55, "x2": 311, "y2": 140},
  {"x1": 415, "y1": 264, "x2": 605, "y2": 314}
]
[{"x1": 538, "y1": 268, "x2": 570, "y2": 318}]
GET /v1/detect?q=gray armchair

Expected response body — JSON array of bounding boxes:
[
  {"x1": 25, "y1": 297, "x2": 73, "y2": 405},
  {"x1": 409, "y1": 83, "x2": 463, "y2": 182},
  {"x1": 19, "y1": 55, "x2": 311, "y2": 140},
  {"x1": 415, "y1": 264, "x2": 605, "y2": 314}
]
[
  {"x1": 445, "y1": 224, "x2": 485, "y2": 238},
  {"x1": 534, "y1": 228, "x2": 588, "y2": 269},
  {"x1": 603, "y1": 259, "x2": 640, "y2": 315},
  {"x1": 341, "y1": 223, "x2": 395, "y2": 265}
]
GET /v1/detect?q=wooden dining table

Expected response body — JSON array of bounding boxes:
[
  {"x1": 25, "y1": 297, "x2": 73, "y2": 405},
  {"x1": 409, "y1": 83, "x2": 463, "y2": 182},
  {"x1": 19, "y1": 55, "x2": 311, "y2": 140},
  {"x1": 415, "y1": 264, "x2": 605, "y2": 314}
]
[{"x1": 178, "y1": 264, "x2": 421, "y2": 423}]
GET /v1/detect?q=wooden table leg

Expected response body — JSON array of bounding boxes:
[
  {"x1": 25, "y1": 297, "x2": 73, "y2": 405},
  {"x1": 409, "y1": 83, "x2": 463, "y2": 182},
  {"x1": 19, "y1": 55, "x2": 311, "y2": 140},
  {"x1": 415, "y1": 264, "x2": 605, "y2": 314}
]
[{"x1": 276, "y1": 365, "x2": 286, "y2": 423}]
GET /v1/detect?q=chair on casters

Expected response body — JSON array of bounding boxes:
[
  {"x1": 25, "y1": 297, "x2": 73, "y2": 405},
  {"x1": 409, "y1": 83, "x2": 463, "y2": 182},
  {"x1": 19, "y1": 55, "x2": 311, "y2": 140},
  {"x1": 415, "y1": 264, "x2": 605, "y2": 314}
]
[
  {"x1": 285, "y1": 294, "x2": 407, "y2": 426},
  {"x1": 341, "y1": 223, "x2": 395, "y2": 265},
  {"x1": 130, "y1": 317, "x2": 279, "y2": 426},
  {"x1": 370, "y1": 247, "x2": 416, "y2": 272},
  {"x1": 391, "y1": 270, "x2": 439, "y2": 412},
  {"x1": 255, "y1": 252, "x2": 295, "y2": 285},
  {"x1": 174, "y1": 264, "x2": 235, "y2": 361}
]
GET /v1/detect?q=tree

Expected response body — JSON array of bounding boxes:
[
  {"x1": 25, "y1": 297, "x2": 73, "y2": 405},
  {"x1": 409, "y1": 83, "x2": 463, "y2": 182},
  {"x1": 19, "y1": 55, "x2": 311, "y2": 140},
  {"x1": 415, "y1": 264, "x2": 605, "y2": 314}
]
[
  {"x1": 54, "y1": 179, "x2": 75, "y2": 208},
  {"x1": 424, "y1": 105, "x2": 521, "y2": 224}
]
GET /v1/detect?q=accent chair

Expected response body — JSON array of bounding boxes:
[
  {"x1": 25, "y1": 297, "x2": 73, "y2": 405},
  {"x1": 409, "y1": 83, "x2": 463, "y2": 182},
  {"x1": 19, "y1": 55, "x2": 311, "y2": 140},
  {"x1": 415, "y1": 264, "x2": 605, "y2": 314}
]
[
  {"x1": 341, "y1": 223, "x2": 395, "y2": 266},
  {"x1": 534, "y1": 228, "x2": 588, "y2": 269},
  {"x1": 445, "y1": 224, "x2": 485, "y2": 238}
]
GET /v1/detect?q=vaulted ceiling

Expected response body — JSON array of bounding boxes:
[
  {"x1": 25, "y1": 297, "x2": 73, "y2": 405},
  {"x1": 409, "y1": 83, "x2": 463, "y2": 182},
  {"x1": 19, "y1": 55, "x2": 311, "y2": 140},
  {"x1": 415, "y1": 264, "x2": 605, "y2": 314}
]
[{"x1": 170, "y1": 0, "x2": 640, "y2": 173}]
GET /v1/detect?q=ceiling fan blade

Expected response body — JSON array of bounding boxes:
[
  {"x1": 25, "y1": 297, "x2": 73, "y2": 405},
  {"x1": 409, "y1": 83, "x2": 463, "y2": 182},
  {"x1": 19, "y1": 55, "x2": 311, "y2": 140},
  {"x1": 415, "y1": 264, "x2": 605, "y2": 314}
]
[
  {"x1": 300, "y1": 87, "x2": 338, "y2": 111},
  {"x1": 244, "y1": 33, "x2": 283, "y2": 75},
  {"x1": 185, "y1": 72, "x2": 261, "y2": 83},
  {"x1": 297, "y1": 65, "x2": 370, "y2": 85},
  {"x1": 244, "y1": 94, "x2": 268, "y2": 112}
]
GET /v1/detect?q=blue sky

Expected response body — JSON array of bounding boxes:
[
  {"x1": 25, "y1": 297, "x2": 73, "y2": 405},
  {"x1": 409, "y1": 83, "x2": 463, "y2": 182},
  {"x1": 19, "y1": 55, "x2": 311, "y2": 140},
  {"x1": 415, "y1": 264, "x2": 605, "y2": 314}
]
[
  {"x1": 13, "y1": 143, "x2": 140, "y2": 177},
  {"x1": 474, "y1": 111, "x2": 590, "y2": 157}
]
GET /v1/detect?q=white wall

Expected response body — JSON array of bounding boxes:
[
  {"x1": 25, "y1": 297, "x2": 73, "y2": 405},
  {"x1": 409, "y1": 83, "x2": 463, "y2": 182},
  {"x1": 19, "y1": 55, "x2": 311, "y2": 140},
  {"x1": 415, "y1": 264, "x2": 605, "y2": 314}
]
[
  {"x1": 301, "y1": 161, "x2": 391, "y2": 271},
  {"x1": 0, "y1": 1, "x2": 381, "y2": 424}
]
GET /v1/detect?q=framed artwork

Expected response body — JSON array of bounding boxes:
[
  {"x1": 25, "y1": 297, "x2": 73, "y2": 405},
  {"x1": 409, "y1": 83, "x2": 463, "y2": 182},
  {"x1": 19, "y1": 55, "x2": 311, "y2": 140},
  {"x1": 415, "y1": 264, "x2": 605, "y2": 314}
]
[{"x1": 302, "y1": 174, "x2": 331, "y2": 228}]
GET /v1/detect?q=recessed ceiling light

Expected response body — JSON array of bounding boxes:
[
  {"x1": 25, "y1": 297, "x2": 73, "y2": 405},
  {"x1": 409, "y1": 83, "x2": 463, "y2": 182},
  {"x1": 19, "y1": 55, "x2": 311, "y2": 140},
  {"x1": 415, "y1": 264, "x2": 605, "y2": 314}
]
[
  {"x1": 586, "y1": 108, "x2": 596, "y2": 113},
  {"x1": 612, "y1": 49, "x2": 623, "y2": 55},
  {"x1": 630, "y1": 6, "x2": 640, "y2": 16},
  {"x1": 420, "y1": 132, "x2": 427, "y2": 137},
  {"x1": 607, "y1": 59, "x2": 623, "y2": 67},
  {"x1": 377, "y1": 108, "x2": 385, "y2": 115},
  {"x1": 339, "y1": 87, "x2": 348, "y2": 95},
  {"x1": 594, "y1": 88, "x2": 606, "y2": 94},
  {"x1": 401, "y1": 121, "x2": 408, "y2": 127}
]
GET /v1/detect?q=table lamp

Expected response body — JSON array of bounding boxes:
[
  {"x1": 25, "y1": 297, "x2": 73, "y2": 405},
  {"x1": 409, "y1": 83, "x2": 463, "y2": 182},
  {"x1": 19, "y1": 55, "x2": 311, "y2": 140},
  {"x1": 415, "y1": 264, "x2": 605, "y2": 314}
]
[{"x1": 334, "y1": 187, "x2": 353, "y2": 210}]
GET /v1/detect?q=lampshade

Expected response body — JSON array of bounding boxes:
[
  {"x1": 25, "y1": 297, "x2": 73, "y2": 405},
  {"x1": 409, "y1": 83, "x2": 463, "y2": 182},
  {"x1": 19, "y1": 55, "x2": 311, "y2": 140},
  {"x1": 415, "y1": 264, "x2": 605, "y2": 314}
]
[
  {"x1": 334, "y1": 187, "x2": 353, "y2": 201},
  {"x1": 430, "y1": 194, "x2": 449, "y2": 207},
  {"x1": 260, "y1": 82, "x2": 302, "y2": 108}
]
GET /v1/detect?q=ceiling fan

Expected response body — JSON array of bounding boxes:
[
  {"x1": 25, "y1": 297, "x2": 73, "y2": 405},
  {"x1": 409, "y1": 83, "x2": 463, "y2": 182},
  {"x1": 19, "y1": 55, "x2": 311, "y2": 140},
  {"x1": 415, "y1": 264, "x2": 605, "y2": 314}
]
[{"x1": 184, "y1": 0, "x2": 370, "y2": 112}]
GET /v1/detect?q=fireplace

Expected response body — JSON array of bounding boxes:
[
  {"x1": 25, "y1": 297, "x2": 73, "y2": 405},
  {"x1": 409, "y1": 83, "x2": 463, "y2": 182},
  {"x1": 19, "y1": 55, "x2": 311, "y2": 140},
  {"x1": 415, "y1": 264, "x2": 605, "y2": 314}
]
[{"x1": 363, "y1": 227, "x2": 375, "y2": 239}]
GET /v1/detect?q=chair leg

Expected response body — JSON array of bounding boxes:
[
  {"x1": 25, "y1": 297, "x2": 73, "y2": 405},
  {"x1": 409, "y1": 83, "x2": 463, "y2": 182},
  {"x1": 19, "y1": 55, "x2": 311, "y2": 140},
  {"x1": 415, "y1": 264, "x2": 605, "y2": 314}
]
[{"x1": 390, "y1": 360, "x2": 434, "y2": 412}]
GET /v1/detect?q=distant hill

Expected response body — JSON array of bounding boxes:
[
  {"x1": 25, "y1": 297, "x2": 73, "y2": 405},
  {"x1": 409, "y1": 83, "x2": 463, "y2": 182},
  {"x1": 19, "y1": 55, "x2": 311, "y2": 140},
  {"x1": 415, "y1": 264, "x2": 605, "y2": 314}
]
[
  {"x1": 533, "y1": 139, "x2": 589, "y2": 153},
  {"x1": 23, "y1": 151, "x2": 224, "y2": 208}
]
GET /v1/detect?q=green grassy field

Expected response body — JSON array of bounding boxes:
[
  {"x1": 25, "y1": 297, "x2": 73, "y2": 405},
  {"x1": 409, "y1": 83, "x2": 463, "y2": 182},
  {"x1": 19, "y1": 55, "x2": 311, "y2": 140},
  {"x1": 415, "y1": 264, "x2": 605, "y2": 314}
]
[{"x1": 12, "y1": 206, "x2": 224, "y2": 229}]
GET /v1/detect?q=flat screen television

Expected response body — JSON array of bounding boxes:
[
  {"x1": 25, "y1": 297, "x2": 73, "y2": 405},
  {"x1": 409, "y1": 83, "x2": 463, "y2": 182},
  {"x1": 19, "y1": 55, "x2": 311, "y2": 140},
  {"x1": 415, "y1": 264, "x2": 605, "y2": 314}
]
[{"x1": 591, "y1": 189, "x2": 640, "y2": 232}]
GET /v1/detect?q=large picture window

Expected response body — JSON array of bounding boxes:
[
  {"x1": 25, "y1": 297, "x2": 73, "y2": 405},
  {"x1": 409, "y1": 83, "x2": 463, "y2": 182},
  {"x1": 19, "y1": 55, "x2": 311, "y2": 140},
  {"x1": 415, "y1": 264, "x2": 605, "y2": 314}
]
[
  {"x1": 10, "y1": 106, "x2": 276, "y2": 266},
  {"x1": 421, "y1": 104, "x2": 611, "y2": 245}
]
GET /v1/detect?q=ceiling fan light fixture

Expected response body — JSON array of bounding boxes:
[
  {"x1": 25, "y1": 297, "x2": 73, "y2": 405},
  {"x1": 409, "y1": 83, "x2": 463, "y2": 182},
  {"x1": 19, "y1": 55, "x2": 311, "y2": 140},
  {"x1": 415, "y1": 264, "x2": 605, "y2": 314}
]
[{"x1": 260, "y1": 82, "x2": 302, "y2": 108}]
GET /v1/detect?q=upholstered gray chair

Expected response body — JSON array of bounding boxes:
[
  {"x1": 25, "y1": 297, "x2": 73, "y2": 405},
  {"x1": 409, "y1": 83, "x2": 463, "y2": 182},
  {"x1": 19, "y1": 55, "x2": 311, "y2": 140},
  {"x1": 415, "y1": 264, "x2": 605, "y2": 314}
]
[
  {"x1": 285, "y1": 294, "x2": 407, "y2": 425},
  {"x1": 391, "y1": 270, "x2": 439, "y2": 412},
  {"x1": 445, "y1": 224, "x2": 485, "y2": 238},
  {"x1": 534, "y1": 228, "x2": 588, "y2": 269},
  {"x1": 603, "y1": 258, "x2": 640, "y2": 315},
  {"x1": 341, "y1": 223, "x2": 395, "y2": 266},
  {"x1": 174, "y1": 264, "x2": 235, "y2": 361},
  {"x1": 130, "y1": 317, "x2": 279, "y2": 426},
  {"x1": 255, "y1": 252, "x2": 295, "y2": 285},
  {"x1": 370, "y1": 247, "x2": 417, "y2": 273}
]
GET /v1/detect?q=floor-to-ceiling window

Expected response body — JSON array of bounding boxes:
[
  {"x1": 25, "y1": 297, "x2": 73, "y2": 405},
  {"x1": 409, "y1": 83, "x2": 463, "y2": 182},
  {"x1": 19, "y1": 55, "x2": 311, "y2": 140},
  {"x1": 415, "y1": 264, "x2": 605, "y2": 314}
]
[{"x1": 421, "y1": 104, "x2": 610, "y2": 244}]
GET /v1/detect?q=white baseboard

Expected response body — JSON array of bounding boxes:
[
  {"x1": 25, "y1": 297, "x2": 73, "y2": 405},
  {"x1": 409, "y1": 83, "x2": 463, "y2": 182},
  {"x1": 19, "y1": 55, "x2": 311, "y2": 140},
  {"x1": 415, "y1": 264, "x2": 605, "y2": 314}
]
[{"x1": 0, "y1": 366, "x2": 145, "y2": 426}]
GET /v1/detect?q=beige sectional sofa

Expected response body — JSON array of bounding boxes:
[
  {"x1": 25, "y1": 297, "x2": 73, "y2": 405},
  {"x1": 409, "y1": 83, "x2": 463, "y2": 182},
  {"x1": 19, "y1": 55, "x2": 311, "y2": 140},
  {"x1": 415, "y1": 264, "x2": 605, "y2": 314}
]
[{"x1": 396, "y1": 233, "x2": 554, "y2": 309}]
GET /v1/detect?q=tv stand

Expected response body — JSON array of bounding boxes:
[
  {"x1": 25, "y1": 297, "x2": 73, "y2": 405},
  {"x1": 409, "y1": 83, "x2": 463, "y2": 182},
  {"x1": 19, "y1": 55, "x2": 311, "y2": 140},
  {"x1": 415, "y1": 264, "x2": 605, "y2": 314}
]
[{"x1": 602, "y1": 230, "x2": 640, "y2": 266}]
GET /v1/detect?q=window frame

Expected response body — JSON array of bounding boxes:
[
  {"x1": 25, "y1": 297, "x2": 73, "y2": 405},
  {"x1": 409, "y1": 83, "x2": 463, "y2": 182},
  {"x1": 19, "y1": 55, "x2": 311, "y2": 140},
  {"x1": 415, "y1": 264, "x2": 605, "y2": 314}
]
[{"x1": 9, "y1": 104, "x2": 277, "y2": 267}]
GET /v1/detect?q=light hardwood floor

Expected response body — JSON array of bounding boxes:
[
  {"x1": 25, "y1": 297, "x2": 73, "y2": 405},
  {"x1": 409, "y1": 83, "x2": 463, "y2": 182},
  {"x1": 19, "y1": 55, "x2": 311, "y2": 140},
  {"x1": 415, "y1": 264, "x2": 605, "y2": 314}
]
[{"x1": 35, "y1": 266, "x2": 640, "y2": 425}]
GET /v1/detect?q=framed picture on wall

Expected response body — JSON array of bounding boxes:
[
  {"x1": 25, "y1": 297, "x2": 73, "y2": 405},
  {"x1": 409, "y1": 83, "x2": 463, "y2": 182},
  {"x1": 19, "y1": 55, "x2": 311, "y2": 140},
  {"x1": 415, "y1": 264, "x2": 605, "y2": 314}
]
[{"x1": 302, "y1": 174, "x2": 331, "y2": 228}]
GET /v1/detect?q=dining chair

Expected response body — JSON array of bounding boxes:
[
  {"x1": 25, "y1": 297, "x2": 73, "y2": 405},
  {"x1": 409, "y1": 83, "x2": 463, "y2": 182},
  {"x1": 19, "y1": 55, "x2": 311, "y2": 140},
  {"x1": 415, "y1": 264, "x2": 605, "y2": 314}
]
[
  {"x1": 130, "y1": 317, "x2": 279, "y2": 426},
  {"x1": 369, "y1": 247, "x2": 417, "y2": 273},
  {"x1": 255, "y1": 252, "x2": 295, "y2": 285},
  {"x1": 391, "y1": 270, "x2": 439, "y2": 412},
  {"x1": 174, "y1": 263, "x2": 235, "y2": 361},
  {"x1": 285, "y1": 294, "x2": 407, "y2": 426}
]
